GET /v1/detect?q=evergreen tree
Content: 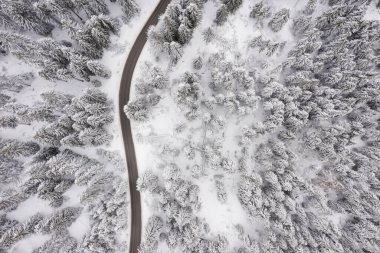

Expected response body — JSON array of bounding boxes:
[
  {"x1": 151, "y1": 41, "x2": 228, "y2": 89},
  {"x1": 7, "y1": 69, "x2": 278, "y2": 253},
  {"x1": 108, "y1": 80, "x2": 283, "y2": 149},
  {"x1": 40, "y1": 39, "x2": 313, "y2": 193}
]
[
  {"x1": 0, "y1": 156, "x2": 23, "y2": 184},
  {"x1": 36, "y1": 207, "x2": 82, "y2": 233},
  {"x1": 33, "y1": 230, "x2": 77, "y2": 253},
  {"x1": 193, "y1": 56, "x2": 203, "y2": 70},
  {"x1": 202, "y1": 27, "x2": 215, "y2": 43},
  {"x1": 223, "y1": 0, "x2": 243, "y2": 13},
  {"x1": 74, "y1": 0, "x2": 109, "y2": 18},
  {"x1": 269, "y1": 8, "x2": 290, "y2": 32},
  {"x1": 0, "y1": 0, "x2": 54, "y2": 35},
  {"x1": 124, "y1": 94, "x2": 161, "y2": 121},
  {"x1": 138, "y1": 216, "x2": 163, "y2": 253},
  {"x1": 0, "y1": 115, "x2": 18, "y2": 128},
  {"x1": 87, "y1": 60, "x2": 111, "y2": 78},
  {"x1": 0, "y1": 213, "x2": 44, "y2": 248},
  {"x1": 250, "y1": 1, "x2": 271, "y2": 24},
  {"x1": 0, "y1": 139, "x2": 40, "y2": 158},
  {"x1": 304, "y1": 0, "x2": 317, "y2": 15},
  {"x1": 137, "y1": 170, "x2": 159, "y2": 193},
  {"x1": 40, "y1": 90, "x2": 73, "y2": 110},
  {"x1": 116, "y1": 0, "x2": 139, "y2": 19},
  {"x1": 215, "y1": 4, "x2": 229, "y2": 25},
  {"x1": 0, "y1": 72, "x2": 34, "y2": 92}
]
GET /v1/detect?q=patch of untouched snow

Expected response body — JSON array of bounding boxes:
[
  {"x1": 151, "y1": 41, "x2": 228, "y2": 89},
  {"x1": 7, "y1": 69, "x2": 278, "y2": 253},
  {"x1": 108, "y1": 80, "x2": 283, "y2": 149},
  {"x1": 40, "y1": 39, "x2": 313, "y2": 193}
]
[
  {"x1": 197, "y1": 174, "x2": 252, "y2": 247},
  {"x1": 364, "y1": 0, "x2": 380, "y2": 20},
  {"x1": 61, "y1": 184, "x2": 87, "y2": 208},
  {"x1": 7, "y1": 195, "x2": 54, "y2": 222},
  {"x1": 9, "y1": 234, "x2": 51, "y2": 253},
  {"x1": 67, "y1": 210, "x2": 90, "y2": 242}
]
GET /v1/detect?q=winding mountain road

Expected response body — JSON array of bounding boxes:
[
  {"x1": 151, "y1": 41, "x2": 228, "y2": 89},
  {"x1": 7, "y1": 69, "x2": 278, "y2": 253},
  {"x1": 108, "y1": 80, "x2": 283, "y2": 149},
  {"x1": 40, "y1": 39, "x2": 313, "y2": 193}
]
[{"x1": 118, "y1": 1, "x2": 171, "y2": 252}]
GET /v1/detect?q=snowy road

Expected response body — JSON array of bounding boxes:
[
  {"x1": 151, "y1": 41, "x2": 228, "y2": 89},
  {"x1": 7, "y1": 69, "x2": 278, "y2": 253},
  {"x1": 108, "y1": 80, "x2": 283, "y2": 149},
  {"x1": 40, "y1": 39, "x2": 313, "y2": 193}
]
[{"x1": 118, "y1": 0, "x2": 171, "y2": 252}]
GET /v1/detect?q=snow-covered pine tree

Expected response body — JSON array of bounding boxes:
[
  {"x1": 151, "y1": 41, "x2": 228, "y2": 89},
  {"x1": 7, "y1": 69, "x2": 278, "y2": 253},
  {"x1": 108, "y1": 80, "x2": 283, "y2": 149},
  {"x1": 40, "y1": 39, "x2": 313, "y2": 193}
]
[
  {"x1": 85, "y1": 14, "x2": 120, "y2": 48},
  {"x1": 176, "y1": 72, "x2": 201, "y2": 119},
  {"x1": 79, "y1": 177, "x2": 128, "y2": 252},
  {"x1": 0, "y1": 115, "x2": 18, "y2": 128},
  {"x1": 148, "y1": 0, "x2": 203, "y2": 63},
  {"x1": 215, "y1": 177, "x2": 227, "y2": 203},
  {"x1": 215, "y1": 4, "x2": 229, "y2": 25},
  {"x1": 40, "y1": 90, "x2": 73, "y2": 110},
  {"x1": 116, "y1": 0, "x2": 139, "y2": 20},
  {"x1": 202, "y1": 27, "x2": 215, "y2": 43},
  {"x1": 269, "y1": 8, "x2": 290, "y2": 32},
  {"x1": 124, "y1": 94, "x2": 161, "y2": 121},
  {"x1": 74, "y1": 0, "x2": 109, "y2": 18},
  {"x1": 36, "y1": 207, "x2": 82, "y2": 233},
  {"x1": 137, "y1": 170, "x2": 159, "y2": 193},
  {"x1": 0, "y1": 0, "x2": 54, "y2": 35},
  {"x1": 250, "y1": 1, "x2": 271, "y2": 24},
  {"x1": 223, "y1": 0, "x2": 243, "y2": 13},
  {"x1": 0, "y1": 213, "x2": 44, "y2": 248},
  {"x1": 193, "y1": 56, "x2": 203, "y2": 70},
  {"x1": 0, "y1": 139, "x2": 40, "y2": 158},
  {"x1": 33, "y1": 230, "x2": 77, "y2": 253},
  {"x1": 138, "y1": 216, "x2": 163, "y2": 253},
  {"x1": 304, "y1": 0, "x2": 317, "y2": 15},
  {"x1": 0, "y1": 72, "x2": 34, "y2": 92}
]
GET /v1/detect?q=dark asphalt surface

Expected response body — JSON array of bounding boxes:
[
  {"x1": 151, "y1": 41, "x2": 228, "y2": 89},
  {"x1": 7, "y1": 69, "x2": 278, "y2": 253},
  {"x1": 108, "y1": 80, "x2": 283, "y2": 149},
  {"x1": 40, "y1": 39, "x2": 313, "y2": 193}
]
[{"x1": 118, "y1": 1, "x2": 171, "y2": 252}]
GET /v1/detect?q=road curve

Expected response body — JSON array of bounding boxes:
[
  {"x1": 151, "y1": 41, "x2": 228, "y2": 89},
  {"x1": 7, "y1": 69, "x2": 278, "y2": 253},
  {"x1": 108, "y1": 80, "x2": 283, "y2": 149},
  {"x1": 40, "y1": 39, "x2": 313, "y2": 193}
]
[{"x1": 118, "y1": 1, "x2": 171, "y2": 253}]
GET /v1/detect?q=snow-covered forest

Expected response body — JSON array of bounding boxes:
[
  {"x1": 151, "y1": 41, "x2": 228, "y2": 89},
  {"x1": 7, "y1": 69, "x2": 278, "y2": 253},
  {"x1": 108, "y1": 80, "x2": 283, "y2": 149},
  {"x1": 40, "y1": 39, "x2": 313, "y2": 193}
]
[
  {"x1": 126, "y1": 0, "x2": 380, "y2": 252},
  {"x1": 1, "y1": 0, "x2": 380, "y2": 252},
  {"x1": 0, "y1": 0, "x2": 147, "y2": 252}
]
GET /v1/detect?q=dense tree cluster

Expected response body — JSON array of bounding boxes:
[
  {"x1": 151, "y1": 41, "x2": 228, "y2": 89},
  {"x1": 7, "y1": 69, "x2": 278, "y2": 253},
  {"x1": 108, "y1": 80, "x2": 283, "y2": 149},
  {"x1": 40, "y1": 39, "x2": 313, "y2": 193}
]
[
  {"x1": 148, "y1": 0, "x2": 204, "y2": 63},
  {"x1": 0, "y1": 0, "x2": 134, "y2": 252},
  {"x1": 134, "y1": 0, "x2": 380, "y2": 252},
  {"x1": 250, "y1": 1, "x2": 271, "y2": 26},
  {"x1": 80, "y1": 177, "x2": 128, "y2": 252},
  {"x1": 33, "y1": 230, "x2": 78, "y2": 253},
  {"x1": 250, "y1": 3, "x2": 290, "y2": 32},
  {"x1": 238, "y1": 139, "x2": 346, "y2": 252},
  {"x1": 96, "y1": 148, "x2": 126, "y2": 172},
  {"x1": 0, "y1": 72, "x2": 36, "y2": 128},
  {"x1": 0, "y1": 90, "x2": 74, "y2": 130},
  {"x1": 124, "y1": 93, "x2": 161, "y2": 122},
  {"x1": 176, "y1": 72, "x2": 202, "y2": 120},
  {"x1": 0, "y1": 33, "x2": 111, "y2": 81},
  {"x1": 172, "y1": 53, "x2": 259, "y2": 123},
  {"x1": 0, "y1": 138, "x2": 40, "y2": 184},
  {"x1": 234, "y1": 1, "x2": 380, "y2": 252},
  {"x1": 204, "y1": 53, "x2": 259, "y2": 116},
  {"x1": 0, "y1": 207, "x2": 81, "y2": 249},
  {"x1": 138, "y1": 216, "x2": 163, "y2": 253},
  {"x1": 0, "y1": 0, "x2": 138, "y2": 81},
  {"x1": 0, "y1": 145, "x2": 128, "y2": 251},
  {"x1": 249, "y1": 35, "x2": 286, "y2": 57},
  {"x1": 124, "y1": 62, "x2": 168, "y2": 121},
  {"x1": 35, "y1": 88, "x2": 113, "y2": 146},
  {"x1": 215, "y1": 0, "x2": 243, "y2": 25},
  {"x1": 268, "y1": 8, "x2": 290, "y2": 32},
  {"x1": 241, "y1": 1, "x2": 380, "y2": 142},
  {"x1": 137, "y1": 167, "x2": 228, "y2": 252}
]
